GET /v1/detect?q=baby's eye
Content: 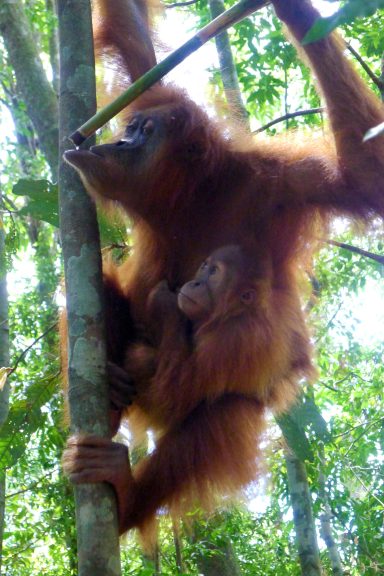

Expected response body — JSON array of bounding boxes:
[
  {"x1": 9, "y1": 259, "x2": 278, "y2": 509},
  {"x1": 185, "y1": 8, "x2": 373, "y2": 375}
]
[{"x1": 209, "y1": 265, "x2": 219, "y2": 276}]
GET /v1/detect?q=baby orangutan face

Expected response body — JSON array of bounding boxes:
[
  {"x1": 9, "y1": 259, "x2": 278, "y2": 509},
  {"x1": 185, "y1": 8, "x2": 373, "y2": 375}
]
[{"x1": 177, "y1": 245, "x2": 256, "y2": 325}]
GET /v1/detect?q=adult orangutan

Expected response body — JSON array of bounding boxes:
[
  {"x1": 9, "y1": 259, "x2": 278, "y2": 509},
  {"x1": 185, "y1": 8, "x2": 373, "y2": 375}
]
[{"x1": 62, "y1": 0, "x2": 384, "y2": 536}]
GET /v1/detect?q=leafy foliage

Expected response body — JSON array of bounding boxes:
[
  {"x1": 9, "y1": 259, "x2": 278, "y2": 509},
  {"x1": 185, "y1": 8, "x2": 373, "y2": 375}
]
[
  {"x1": 304, "y1": 0, "x2": 384, "y2": 43},
  {"x1": 13, "y1": 179, "x2": 59, "y2": 227},
  {"x1": 12, "y1": 178, "x2": 129, "y2": 246},
  {"x1": 0, "y1": 0, "x2": 383, "y2": 574}
]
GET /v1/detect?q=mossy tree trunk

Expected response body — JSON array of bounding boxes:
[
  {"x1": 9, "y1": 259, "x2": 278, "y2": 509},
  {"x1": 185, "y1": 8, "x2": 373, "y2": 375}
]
[
  {"x1": 58, "y1": 1, "x2": 121, "y2": 574},
  {"x1": 318, "y1": 445, "x2": 344, "y2": 575},
  {"x1": 0, "y1": 201, "x2": 10, "y2": 576},
  {"x1": 285, "y1": 450, "x2": 322, "y2": 576},
  {"x1": 0, "y1": 0, "x2": 58, "y2": 178},
  {"x1": 208, "y1": 0, "x2": 249, "y2": 127}
]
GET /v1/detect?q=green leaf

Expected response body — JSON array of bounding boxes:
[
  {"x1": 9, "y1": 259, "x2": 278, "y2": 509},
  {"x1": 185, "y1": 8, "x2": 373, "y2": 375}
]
[
  {"x1": 12, "y1": 179, "x2": 128, "y2": 245},
  {"x1": 0, "y1": 375, "x2": 57, "y2": 468},
  {"x1": 276, "y1": 410, "x2": 314, "y2": 462},
  {"x1": 301, "y1": 396, "x2": 332, "y2": 442},
  {"x1": 303, "y1": 15, "x2": 340, "y2": 43},
  {"x1": 363, "y1": 120, "x2": 384, "y2": 142},
  {"x1": 303, "y1": 0, "x2": 384, "y2": 43},
  {"x1": 97, "y1": 209, "x2": 128, "y2": 247},
  {"x1": 13, "y1": 179, "x2": 59, "y2": 227}
]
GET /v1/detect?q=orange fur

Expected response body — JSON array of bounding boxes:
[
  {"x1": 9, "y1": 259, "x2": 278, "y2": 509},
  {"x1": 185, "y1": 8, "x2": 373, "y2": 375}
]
[{"x1": 64, "y1": 0, "x2": 384, "y2": 534}]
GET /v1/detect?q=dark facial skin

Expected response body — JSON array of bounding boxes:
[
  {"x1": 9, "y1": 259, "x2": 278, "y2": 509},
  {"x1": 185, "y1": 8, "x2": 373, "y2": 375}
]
[
  {"x1": 63, "y1": 106, "x2": 194, "y2": 214},
  {"x1": 64, "y1": 110, "x2": 167, "y2": 199},
  {"x1": 177, "y1": 245, "x2": 256, "y2": 324}
]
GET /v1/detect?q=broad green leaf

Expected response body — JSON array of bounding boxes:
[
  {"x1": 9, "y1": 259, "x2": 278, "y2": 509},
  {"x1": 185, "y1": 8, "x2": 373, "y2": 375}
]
[
  {"x1": 13, "y1": 178, "x2": 128, "y2": 245},
  {"x1": 303, "y1": 0, "x2": 384, "y2": 43},
  {"x1": 364, "y1": 120, "x2": 384, "y2": 141},
  {"x1": 276, "y1": 411, "x2": 314, "y2": 462},
  {"x1": 299, "y1": 396, "x2": 332, "y2": 442},
  {"x1": 13, "y1": 179, "x2": 59, "y2": 227},
  {"x1": 0, "y1": 375, "x2": 57, "y2": 468},
  {"x1": 97, "y1": 209, "x2": 129, "y2": 247}
]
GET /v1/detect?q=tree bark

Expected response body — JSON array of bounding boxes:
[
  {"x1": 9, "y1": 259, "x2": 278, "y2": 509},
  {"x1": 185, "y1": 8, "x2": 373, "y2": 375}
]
[
  {"x1": 192, "y1": 515, "x2": 242, "y2": 576},
  {"x1": 318, "y1": 447, "x2": 344, "y2": 575},
  {"x1": 46, "y1": 0, "x2": 60, "y2": 95},
  {"x1": 195, "y1": 537, "x2": 242, "y2": 576},
  {"x1": 58, "y1": 1, "x2": 121, "y2": 574},
  {"x1": 0, "y1": 0, "x2": 58, "y2": 178},
  {"x1": 0, "y1": 199, "x2": 10, "y2": 575},
  {"x1": 172, "y1": 521, "x2": 185, "y2": 574},
  {"x1": 208, "y1": 0, "x2": 249, "y2": 127},
  {"x1": 285, "y1": 450, "x2": 322, "y2": 576}
]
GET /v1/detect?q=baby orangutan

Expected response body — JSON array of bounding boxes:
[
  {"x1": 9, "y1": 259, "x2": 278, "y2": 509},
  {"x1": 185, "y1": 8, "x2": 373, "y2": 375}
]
[
  {"x1": 63, "y1": 245, "x2": 311, "y2": 534},
  {"x1": 108, "y1": 245, "x2": 260, "y2": 415},
  {"x1": 177, "y1": 245, "x2": 257, "y2": 323}
]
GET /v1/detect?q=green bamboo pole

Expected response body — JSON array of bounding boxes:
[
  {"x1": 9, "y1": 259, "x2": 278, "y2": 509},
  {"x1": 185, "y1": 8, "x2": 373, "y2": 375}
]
[{"x1": 70, "y1": 0, "x2": 269, "y2": 145}]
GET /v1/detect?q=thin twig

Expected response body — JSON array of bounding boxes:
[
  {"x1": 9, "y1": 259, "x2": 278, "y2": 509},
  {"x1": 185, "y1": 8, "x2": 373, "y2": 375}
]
[
  {"x1": 7, "y1": 467, "x2": 60, "y2": 499},
  {"x1": 166, "y1": 0, "x2": 198, "y2": 7},
  {"x1": 348, "y1": 466, "x2": 384, "y2": 508},
  {"x1": 255, "y1": 107, "x2": 324, "y2": 133},
  {"x1": 333, "y1": 371, "x2": 371, "y2": 387},
  {"x1": 344, "y1": 417, "x2": 384, "y2": 460},
  {"x1": 326, "y1": 238, "x2": 384, "y2": 265},
  {"x1": 9, "y1": 323, "x2": 58, "y2": 374},
  {"x1": 315, "y1": 301, "x2": 343, "y2": 343},
  {"x1": 320, "y1": 381, "x2": 339, "y2": 393},
  {"x1": 331, "y1": 505, "x2": 384, "y2": 571},
  {"x1": 346, "y1": 42, "x2": 384, "y2": 91},
  {"x1": 7, "y1": 539, "x2": 42, "y2": 561},
  {"x1": 321, "y1": 370, "x2": 372, "y2": 393},
  {"x1": 334, "y1": 416, "x2": 384, "y2": 439}
]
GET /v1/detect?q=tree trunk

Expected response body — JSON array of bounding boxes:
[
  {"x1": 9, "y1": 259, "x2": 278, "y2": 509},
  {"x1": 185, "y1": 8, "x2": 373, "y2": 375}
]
[
  {"x1": 0, "y1": 476, "x2": 5, "y2": 576},
  {"x1": 208, "y1": 0, "x2": 249, "y2": 127},
  {"x1": 195, "y1": 537, "x2": 242, "y2": 576},
  {"x1": 192, "y1": 515, "x2": 242, "y2": 576},
  {"x1": 58, "y1": 1, "x2": 121, "y2": 574},
  {"x1": 318, "y1": 447, "x2": 344, "y2": 575},
  {"x1": 285, "y1": 450, "x2": 322, "y2": 576},
  {"x1": 172, "y1": 521, "x2": 185, "y2": 574},
  {"x1": 0, "y1": 0, "x2": 58, "y2": 178},
  {"x1": 0, "y1": 199, "x2": 10, "y2": 575}
]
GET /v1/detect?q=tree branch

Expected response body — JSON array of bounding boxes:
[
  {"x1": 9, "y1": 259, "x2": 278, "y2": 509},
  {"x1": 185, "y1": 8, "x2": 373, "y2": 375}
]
[
  {"x1": 346, "y1": 42, "x2": 384, "y2": 92},
  {"x1": 9, "y1": 323, "x2": 58, "y2": 375},
  {"x1": 334, "y1": 416, "x2": 384, "y2": 439},
  {"x1": 315, "y1": 302, "x2": 343, "y2": 343},
  {"x1": 166, "y1": 0, "x2": 198, "y2": 7},
  {"x1": 7, "y1": 468, "x2": 60, "y2": 499},
  {"x1": 326, "y1": 239, "x2": 384, "y2": 265},
  {"x1": 255, "y1": 107, "x2": 324, "y2": 133}
]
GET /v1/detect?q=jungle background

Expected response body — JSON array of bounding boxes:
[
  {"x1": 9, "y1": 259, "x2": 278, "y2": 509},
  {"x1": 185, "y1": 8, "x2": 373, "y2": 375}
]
[{"x1": 0, "y1": 0, "x2": 383, "y2": 574}]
